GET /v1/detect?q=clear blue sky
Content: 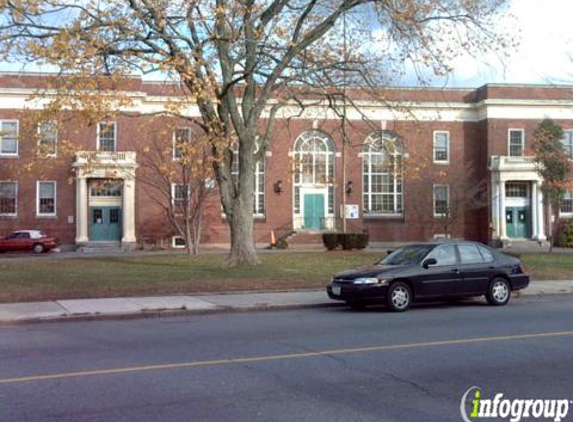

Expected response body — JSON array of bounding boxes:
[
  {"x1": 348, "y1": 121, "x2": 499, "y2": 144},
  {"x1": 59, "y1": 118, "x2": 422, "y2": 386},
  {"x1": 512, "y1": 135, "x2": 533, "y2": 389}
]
[{"x1": 0, "y1": 0, "x2": 570, "y2": 88}]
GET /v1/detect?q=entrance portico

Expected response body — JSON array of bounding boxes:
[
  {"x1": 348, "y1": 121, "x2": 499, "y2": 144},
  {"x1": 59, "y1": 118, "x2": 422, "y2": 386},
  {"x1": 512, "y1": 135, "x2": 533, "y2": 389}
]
[
  {"x1": 73, "y1": 152, "x2": 138, "y2": 250},
  {"x1": 489, "y1": 156, "x2": 545, "y2": 243}
]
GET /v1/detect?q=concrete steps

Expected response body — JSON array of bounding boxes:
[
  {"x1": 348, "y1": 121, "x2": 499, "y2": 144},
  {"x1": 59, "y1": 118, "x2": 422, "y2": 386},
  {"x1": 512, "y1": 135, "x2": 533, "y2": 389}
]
[{"x1": 78, "y1": 242, "x2": 124, "y2": 253}]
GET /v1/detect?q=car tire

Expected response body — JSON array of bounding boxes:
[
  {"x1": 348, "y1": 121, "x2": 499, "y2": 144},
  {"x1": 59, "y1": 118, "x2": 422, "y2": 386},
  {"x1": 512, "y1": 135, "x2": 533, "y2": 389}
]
[
  {"x1": 486, "y1": 278, "x2": 511, "y2": 306},
  {"x1": 387, "y1": 281, "x2": 412, "y2": 312},
  {"x1": 33, "y1": 243, "x2": 45, "y2": 254}
]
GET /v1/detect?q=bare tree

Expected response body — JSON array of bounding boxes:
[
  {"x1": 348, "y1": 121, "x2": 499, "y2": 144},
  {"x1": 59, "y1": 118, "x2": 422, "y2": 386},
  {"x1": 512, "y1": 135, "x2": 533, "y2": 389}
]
[
  {"x1": 138, "y1": 124, "x2": 216, "y2": 255},
  {"x1": 0, "y1": 0, "x2": 512, "y2": 266}
]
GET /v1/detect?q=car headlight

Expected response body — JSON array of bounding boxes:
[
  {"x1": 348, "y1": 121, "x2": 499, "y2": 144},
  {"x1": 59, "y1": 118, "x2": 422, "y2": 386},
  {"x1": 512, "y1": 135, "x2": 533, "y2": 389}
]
[{"x1": 353, "y1": 277, "x2": 387, "y2": 285}]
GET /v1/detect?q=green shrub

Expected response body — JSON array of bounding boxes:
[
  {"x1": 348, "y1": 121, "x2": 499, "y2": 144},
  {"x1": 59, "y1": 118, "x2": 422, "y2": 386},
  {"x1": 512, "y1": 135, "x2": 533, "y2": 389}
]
[
  {"x1": 323, "y1": 233, "x2": 369, "y2": 250},
  {"x1": 556, "y1": 218, "x2": 573, "y2": 248},
  {"x1": 322, "y1": 233, "x2": 340, "y2": 250}
]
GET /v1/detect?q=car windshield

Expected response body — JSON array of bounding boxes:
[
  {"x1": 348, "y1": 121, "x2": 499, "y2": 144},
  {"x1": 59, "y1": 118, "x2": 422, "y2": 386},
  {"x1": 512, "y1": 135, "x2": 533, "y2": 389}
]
[{"x1": 377, "y1": 245, "x2": 435, "y2": 266}]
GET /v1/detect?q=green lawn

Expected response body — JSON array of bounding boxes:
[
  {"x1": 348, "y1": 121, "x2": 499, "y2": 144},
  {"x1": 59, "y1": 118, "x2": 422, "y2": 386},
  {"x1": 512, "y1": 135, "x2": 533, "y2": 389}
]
[{"x1": 0, "y1": 251, "x2": 571, "y2": 303}]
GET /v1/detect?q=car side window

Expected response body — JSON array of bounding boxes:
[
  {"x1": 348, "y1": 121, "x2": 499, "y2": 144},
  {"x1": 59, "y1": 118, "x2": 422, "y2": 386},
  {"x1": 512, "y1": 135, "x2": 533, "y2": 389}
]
[
  {"x1": 425, "y1": 245, "x2": 457, "y2": 266},
  {"x1": 477, "y1": 245, "x2": 495, "y2": 263},
  {"x1": 458, "y1": 244, "x2": 485, "y2": 264}
]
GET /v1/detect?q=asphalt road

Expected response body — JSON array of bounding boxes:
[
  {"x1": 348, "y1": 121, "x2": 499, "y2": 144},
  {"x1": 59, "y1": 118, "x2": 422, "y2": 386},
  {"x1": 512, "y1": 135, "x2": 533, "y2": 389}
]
[{"x1": 1, "y1": 295, "x2": 573, "y2": 422}]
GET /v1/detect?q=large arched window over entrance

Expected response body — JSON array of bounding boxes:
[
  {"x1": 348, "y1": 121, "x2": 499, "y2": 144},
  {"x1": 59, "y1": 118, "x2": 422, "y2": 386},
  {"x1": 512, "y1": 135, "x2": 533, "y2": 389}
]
[
  {"x1": 292, "y1": 130, "x2": 335, "y2": 230},
  {"x1": 362, "y1": 132, "x2": 403, "y2": 216}
]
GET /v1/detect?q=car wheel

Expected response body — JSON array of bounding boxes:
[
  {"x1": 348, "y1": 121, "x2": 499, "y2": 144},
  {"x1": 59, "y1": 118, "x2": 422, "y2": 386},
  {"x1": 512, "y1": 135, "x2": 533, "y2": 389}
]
[
  {"x1": 347, "y1": 301, "x2": 366, "y2": 311},
  {"x1": 33, "y1": 244, "x2": 45, "y2": 254},
  {"x1": 387, "y1": 281, "x2": 412, "y2": 312},
  {"x1": 486, "y1": 278, "x2": 511, "y2": 306}
]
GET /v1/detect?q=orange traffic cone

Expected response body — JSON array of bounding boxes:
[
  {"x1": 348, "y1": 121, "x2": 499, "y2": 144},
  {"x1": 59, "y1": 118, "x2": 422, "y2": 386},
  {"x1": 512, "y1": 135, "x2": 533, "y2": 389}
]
[{"x1": 271, "y1": 230, "x2": 276, "y2": 247}]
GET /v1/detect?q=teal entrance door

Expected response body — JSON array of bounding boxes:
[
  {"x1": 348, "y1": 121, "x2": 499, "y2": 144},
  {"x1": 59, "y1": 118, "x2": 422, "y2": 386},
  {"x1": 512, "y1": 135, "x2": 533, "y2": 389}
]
[
  {"x1": 506, "y1": 206, "x2": 529, "y2": 239},
  {"x1": 303, "y1": 194, "x2": 325, "y2": 230},
  {"x1": 90, "y1": 207, "x2": 122, "y2": 241}
]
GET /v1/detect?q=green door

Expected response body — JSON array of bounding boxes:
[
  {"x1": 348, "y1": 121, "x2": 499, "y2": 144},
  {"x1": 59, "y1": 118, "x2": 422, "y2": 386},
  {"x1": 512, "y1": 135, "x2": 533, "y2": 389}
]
[
  {"x1": 90, "y1": 207, "x2": 122, "y2": 241},
  {"x1": 506, "y1": 206, "x2": 529, "y2": 239},
  {"x1": 303, "y1": 194, "x2": 325, "y2": 230}
]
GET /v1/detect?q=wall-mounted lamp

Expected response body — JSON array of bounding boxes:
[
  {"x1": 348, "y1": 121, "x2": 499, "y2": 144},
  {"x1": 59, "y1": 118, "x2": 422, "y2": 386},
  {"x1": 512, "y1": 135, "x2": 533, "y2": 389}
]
[
  {"x1": 274, "y1": 180, "x2": 283, "y2": 194},
  {"x1": 345, "y1": 181, "x2": 353, "y2": 195}
]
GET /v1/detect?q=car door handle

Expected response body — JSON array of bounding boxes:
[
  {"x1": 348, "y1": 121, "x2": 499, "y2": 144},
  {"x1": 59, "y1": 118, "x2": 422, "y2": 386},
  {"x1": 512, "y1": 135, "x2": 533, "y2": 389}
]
[{"x1": 451, "y1": 268, "x2": 460, "y2": 273}]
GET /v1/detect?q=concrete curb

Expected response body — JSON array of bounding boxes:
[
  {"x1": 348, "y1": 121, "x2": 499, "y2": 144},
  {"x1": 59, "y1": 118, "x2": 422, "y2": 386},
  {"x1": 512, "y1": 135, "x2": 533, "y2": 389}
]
[
  {"x1": 0, "y1": 302, "x2": 344, "y2": 326},
  {"x1": 1, "y1": 282, "x2": 573, "y2": 326}
]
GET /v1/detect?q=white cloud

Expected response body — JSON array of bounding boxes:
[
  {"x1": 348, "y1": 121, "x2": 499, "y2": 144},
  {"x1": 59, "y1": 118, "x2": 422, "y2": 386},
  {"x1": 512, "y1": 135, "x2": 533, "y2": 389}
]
[{"x1": 437, "y1": 0, "x2": 573, "y2": 86}]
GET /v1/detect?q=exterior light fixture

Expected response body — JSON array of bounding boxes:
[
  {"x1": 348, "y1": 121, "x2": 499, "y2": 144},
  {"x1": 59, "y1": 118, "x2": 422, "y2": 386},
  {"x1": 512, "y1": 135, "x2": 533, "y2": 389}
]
[
  {"x1": 346, "y1": 181, "x2": 353, "y2": 195},
  {"x1": 274, "y1": 180, "x2": 283, "y2": 194}
]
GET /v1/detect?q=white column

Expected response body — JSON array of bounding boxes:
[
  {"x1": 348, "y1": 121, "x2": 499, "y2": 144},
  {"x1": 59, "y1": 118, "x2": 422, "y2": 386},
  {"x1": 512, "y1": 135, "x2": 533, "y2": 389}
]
[
  {"x1": 122, "y1": 177, "x2": 137, "y2": 246},
  {"x1": 531, "y1": 181, "x2": 538, "y2": 239},
  {"x1": 499, "y1": 181, "x2": 507, "y2": 239},
  {"x1": 536, "y1": 182, "x2": 546, "y2": 240},
  {"x1": 491, "y1": 180, "x2": 500, "y2": 238},
  {"x1": 75, "y1": 176, "x2": 89, "y2": 244}
]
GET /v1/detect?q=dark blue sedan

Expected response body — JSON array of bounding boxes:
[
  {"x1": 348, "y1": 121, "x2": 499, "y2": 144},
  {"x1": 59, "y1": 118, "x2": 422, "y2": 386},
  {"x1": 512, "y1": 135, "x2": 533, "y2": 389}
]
[{"x1": 327, "y1": 241, "x2": 529, "y2": 312}]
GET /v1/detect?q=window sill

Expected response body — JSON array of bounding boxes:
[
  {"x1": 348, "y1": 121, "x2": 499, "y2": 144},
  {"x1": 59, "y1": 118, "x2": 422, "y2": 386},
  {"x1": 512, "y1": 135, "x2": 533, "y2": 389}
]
[
  {"x1": 0, "y1": 154, "x2": 19, "y2": 158},
  {"x1": 36, "y1": 215, "x2": 57, "y2": 219},
  {"x1": 433, "y1": 161, "x2": 449, "y2": 165},
  {"x1": 0, "y1": 214, "x2": 17, "y2": 218},
  {"x1": 363, "y1": 214, "x2": 404, "y2": 220}
]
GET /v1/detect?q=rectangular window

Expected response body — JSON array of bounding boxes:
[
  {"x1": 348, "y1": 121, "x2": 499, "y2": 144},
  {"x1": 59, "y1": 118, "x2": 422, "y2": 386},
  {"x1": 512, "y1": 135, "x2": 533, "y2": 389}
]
[
  {"x1": 0, "y1": 181, "x2": 17, "y2": 216},
  {"x1": 231, "y1": 146, "x2": 266, "y2": 217},
  {"x1": 508, "y1": 129, "x2": 524, "y2": 157},
  {"x1": 562, "y1": 130, "x2": 573, "y2": 158},
  {"x1": 0, "y1": 120, "x2": 19, "y2": 156},
  {"x1": 37, "y1": 181, "x2": 56, "y2": 216},
  {"x1": 173, "y1": 127, "x2": 191, "y2": 160},
  {"x1": 433, "y1": 184, "x2": 449, "y2": 217},
  {"x1": 433, "y1": 131, "x2": 450, "y2": 163},
  {"x1": 38, "y1": 120, "x2": 57, "y2": 157},
  {"x1": 562, "y1": 192, "x2": 573, "y2": 214},
  {"x1": 98, "y1": 122, "x2": 116, "y2": 152},
  {"x1": 363, "y1": 153, "x2": 403, "y2": 216},
  {"x1": 90, "y1": 180, "x2": 123, "y2": 197},
  {"x1": 172, "y1": 236, "x2": 186, "y2": 249},
  {"x1": 172, "y1": 183, "x2": 190, "y2": 207},
  {"x1": 506, "y1": 182, "x2": 528, "y2": 198}
]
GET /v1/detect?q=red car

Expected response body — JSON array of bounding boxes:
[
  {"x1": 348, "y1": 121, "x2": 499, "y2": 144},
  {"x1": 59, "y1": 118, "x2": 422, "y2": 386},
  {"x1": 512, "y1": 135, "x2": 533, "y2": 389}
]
[{"x1": 0, "y1": 230, "x2": 58, "y2": 254}]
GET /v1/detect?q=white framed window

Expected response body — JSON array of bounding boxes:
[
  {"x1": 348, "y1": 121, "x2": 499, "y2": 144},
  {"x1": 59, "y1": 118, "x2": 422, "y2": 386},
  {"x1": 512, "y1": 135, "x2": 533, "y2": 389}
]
[
  {"x1": 231, "y1": 143, "x2": 266, "y2": 217},
  {"x1": 362, "y1": 132, "x2": 403, "y2": 216},
  {"x1": 172, "y1": 236, "x2": 187, "y2": 249},
  {"x1": 293, "y1": 130, "x2": 335, "y2": 216},
  {"x1": 36, "y1": 181, "x2": 57, "y2": 217},
  {"x1": 562, "y1": 130, "x2": 573, "y2": 159},
  {"x1": 0, "y1": 120, "x2": 19, "y2": 157},
  {"x1": 171, "y1": 183, "x2": 190, "y2": 208},
  {"x1": 38, "y1": 120, "x2": 57, "y2": 157},
  {"x1": 173, "y1": 127, "x2": 191, "y2": 160},
  {"x1": 508, "y1": 129, "x2": 524, "y2": 157},
  {"x1": 433, "y1": 184, "x2": 450, "y2": 218},
  {"x1": 0, "y1": 181, "x2": 17, "y2": 216},
  {"x1": 97, "y1": 122, "x2": 117, "y2": 152},
  {"x1": 433, "y1": 131, "x2": 449, "y2": 163},
  {"x1": 562, "y1": 192, "x2": 573, "y2": 215}
]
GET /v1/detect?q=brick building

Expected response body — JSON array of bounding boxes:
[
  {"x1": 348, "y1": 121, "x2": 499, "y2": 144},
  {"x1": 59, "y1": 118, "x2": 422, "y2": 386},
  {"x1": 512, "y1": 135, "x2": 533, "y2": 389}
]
[{"x1": 0, "y1": 73, "x2": 572, "y2": 250}]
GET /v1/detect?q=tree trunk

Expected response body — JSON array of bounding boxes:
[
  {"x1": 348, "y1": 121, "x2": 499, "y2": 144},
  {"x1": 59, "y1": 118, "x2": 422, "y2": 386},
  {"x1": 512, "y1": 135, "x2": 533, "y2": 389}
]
[{"x1": 225, "y1": 200, "x2": 260, "y2": 267}]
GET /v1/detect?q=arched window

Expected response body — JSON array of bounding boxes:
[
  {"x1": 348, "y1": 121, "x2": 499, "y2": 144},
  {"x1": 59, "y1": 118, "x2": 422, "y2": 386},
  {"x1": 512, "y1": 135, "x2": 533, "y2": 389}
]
[
  {"x1": 230, "y1": 142, "x2": 265, "y2": 216},
  {"x1": 293, "y1": 130, "x2": 335, "y2": 215},
  {"x1": 362, "y1": 132, "x2": 403, "y2": 216}
]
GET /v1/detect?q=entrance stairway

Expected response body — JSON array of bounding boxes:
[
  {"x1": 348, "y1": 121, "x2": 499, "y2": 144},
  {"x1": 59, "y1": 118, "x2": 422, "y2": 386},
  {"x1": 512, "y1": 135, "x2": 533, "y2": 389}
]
[
  {"x1": 78, "y1": 241, "x2": 124, "y2": 254},
  {"x1": 281, "y1": 231, "x2": 325, "y2": 249}
]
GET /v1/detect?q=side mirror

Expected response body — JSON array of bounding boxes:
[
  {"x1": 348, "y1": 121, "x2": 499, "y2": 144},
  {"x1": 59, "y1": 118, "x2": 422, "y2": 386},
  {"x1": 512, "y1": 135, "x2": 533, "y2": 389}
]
[
  {"x1": 422, "y1": 258, "x2": 437, "y2": 269},
  {"x1": 386, "y1": 250, "x2": 394, "y2": 256}
]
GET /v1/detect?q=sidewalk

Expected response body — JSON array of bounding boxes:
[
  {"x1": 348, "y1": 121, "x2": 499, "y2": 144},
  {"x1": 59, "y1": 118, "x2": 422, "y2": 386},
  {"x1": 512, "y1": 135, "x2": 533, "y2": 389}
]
[{"x1": 1, "y1": 281, "x2": 573, "y2": 324}]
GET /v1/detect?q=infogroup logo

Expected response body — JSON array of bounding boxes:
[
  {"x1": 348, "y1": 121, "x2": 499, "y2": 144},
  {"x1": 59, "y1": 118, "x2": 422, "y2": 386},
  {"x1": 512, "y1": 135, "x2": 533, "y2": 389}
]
[{"x1": 460, "y1": 387, "x2": 571, "y2": 422}]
